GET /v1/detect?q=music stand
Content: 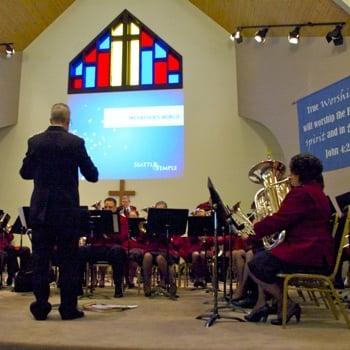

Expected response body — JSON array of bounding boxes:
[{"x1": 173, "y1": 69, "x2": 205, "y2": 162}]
[
  {"x1": 187, "y1": 216, "x2": 214, "y2": 238},
  {"x1": 187, "y1": 216, "x2": 214, "y2": 288},
  {"x1": 146, "y1": 208, "x2": 188, "y2": 298},
  {"x1": 196, "y1": 177, "x2": 244, "y2": 327},
  {"x1": 17, "y1": 207, "x2": 33, "y2": 242},
  {"x1": 79, "y1": 210, "x2": 118, "y2": 297},
  {"x1": 82, "y1": 210, "x2": 117, "y2": 238},
  {"x1": 128, "y1": 218, "x2": 146, "y2": 239},
  {"x1": 9, "y1": 216, "x2": 28, "y2": 248},
  {"x1": 336, "y1": 192, "x2": 350, "y2": 213}
]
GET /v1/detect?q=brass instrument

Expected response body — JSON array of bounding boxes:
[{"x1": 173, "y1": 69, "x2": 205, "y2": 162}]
[
  {"x1": 138, "y1": 220, "x2": 147, "y2": 235},
  {"x1": 230, "y1": 202, "x2": 255, "y2": 237},
  {"x1": 248, "y1": 157, "x2": 291, "y2": 249},
  {"x1": 0, "y1": 213, "x2": 11, "y2": 237}
]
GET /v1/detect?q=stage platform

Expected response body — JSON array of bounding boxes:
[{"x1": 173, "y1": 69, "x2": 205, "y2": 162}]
[{"x1": 0, "y1": 285, "x2": 349, "y2": 350}]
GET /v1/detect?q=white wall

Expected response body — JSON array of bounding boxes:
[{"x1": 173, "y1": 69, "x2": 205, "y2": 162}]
[
  {"x1": 0, "y1": 0, "x2": 276, "y2": 230},
  {"x1": 236, "y1": 36, "x2": 350, "y2": 205},
  {"x1": 0, "y1": 53, "x2": 22, "y2": 128}
]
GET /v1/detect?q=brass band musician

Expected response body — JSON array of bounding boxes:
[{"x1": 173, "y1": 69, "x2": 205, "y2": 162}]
[{"x1": 243, "y1": 153, "x2": 334, "y2": 325}]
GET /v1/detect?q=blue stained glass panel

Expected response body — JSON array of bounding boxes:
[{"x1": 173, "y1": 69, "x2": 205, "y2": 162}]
[
  {"x1": 155, "y1": 43, "x2": 166, "y2": 58},
  {"x1": 85, "y1": 66, "x2": 96, "y2": 88},
  {"x1": 73, "y1": 61, "x2": 83, "y2": 76},
  {"x1": 168, "y1": 74, "x2": 179, "y2": 84},
  {"x1": 98, "y1": 34, "x2": 111, "y2": 50},
  {"x1": 141, "y1": 51, "x2": 153, "y2": 85}
]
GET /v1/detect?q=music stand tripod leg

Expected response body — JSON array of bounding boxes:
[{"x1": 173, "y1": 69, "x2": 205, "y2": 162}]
[{"x1": 196, "y1": 209, "x2": 245, "y2": 326}]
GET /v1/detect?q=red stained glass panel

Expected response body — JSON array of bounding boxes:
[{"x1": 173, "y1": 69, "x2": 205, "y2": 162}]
[
  {"x1": 85, "y1": 47, "x2": 97, "y2": 63},
  {"x1": 154, "y1": 61, "x2": 167, "y2": 85},
  {"x1": 167, "y1": 54, "x2": 180, "y2": 71},
  {"x1": 72, "y1": 78, "x2": 82, "y2": 89},
  {"x1": 97, "y1": 52, "x2": 110, "y2": 87},
  {"x1": 141, "y1": 31, "x2": 154, "y2": 47}
]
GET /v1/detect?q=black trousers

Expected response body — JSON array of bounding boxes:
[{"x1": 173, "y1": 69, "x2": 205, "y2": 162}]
[
  {"x1": 3, "y1": 245, "x2": 31, "y2": 275},
  {"x1": 31, "y1": 225, "x2": 80, "y2": 313},
  {"x1": 78, "y1": 245, "x2": 127, "y2": 289}
]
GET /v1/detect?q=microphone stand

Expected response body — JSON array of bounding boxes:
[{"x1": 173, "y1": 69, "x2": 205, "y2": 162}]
[{"x1": 196, "y1": 205, "x2": 245, "y2": 327}]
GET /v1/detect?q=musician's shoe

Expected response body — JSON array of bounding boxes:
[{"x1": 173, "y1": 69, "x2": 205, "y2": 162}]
[
  {"x1": 60, "y1": 309, "x2": 85, "y2": 320},
  {"x1": 231, "y1": 296, "x2": 256, "y2": 309},
  {"x1": 193, "y1": 279, "x2": 206, "y2": 288},
  {"x1": 143, "y1": 281, "x2": 152, "y2": 297},
  {"x1": 6, "y1": 274, "x2": 14, "y2": 286},
  {"x1": 168, "y1": 283, "x2": 178, "y2": 300},
  {"x1": 30, "y1": 301, "x2": 52, "y2": 321},
  {"x1": 244, "y1": 304, "x2": 269, "y2": 322},
  {"x1": 270, "y1": 303, "x2": 301, "y2": 325},
  {"x1": 114, "y1": 286, "x2": 123, "y2": 298},
  {"x1": 267, "y1": 302, "x2": 278, "y2": 315}
]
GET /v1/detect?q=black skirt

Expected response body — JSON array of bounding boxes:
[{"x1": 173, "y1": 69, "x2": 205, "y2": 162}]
[{"x1": 248, "y1": 250, "x2": 329, "y2": 284}]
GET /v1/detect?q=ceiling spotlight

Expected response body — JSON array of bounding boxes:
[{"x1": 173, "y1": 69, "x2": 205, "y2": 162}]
[
  {"x1": 326, "y1": 24, "x2": 343, "y2": 46},
  {"x1": 5, "y1": 43, "x2": 15, "y2": 57},
  {"x1": 0, "y1": 42, "x2": 15, "y2": 58},
  {"x1": 288, "y1": 26, "x2": 300, "y2": 44},
  {"x1": 230, "y1": 28, "x2": 243, "y2": 43},
  {"x1": 254, "y1": 28, "x2": 268, "y2": 43}
]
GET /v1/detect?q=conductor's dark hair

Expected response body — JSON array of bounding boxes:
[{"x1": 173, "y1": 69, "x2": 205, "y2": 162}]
[{"x1": 289, "y1": 153, "x2": 324, "y2": 187}]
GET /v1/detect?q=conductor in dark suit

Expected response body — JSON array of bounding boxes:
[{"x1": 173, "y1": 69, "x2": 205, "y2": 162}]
[{"x1": 20, "y1": 103, "x2": 98, "y2": 320}]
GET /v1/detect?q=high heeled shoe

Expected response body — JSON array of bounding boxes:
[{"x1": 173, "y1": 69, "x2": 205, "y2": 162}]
[
  {"x1": 244, "y1": 304, "x2": 269, "y2": 322},
  {"x1": 270, "y1": 303, "x2": 301, "y2": 325}
]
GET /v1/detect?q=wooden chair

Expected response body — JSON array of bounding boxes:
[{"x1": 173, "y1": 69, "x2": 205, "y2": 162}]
[{"x1": 278, "y1": 206, "x2": 350, "y2": 329}]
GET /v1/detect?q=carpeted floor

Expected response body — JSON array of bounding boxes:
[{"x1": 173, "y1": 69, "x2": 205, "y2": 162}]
[{"x1": 0, "y1": 285, "x2": 350, "y2": 350}]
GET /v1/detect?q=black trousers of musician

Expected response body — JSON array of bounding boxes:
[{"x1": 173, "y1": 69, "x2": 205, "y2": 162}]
[
  {"x1": 3, "y1": 245, "x2": 31, "y2": 276},
  {"x1": 78, "y1": 245, "x2": 127, "y2": 292},
  {"x1": 31, "y1": 224, "x2": 80, "y2": 314}
]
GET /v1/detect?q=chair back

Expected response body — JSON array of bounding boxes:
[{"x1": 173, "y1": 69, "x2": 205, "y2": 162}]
[
  {"x1": 330, "y1": 206, "x2": 350, "y2": 281},
  {"x1": 329, "y1": 212, "x2": 339, "y2": 237}
]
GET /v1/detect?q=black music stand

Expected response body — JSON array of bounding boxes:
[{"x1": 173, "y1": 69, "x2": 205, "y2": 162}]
[
  {"x1": 196, "y1": 177, "x2": 244, "y2": 327},
  {"x1": 80, "y1": 210, "x2": 118, "y2": 297},
  {"x1": 336, "y1": 192, "x2": 350, "y2": 213},
  {"x1": 187, "y1": 216, "x2": 214, "y2": 288},
  {"x1": 146, "y1": 208, "x2": 189, "y2": 299},
  {"x1": 128, "y1": 218, "x2": 146, "y2": 239},
  {"x1": 187, "y1": 216, "x2": 214, "y2": 238},
  {"x1": 9, "y1": 216, "x2": 28, "y2": 248},
  {"x1": 18, "y1": 207, "x2": 33, "y2": 242},
  {"x1": 82, "y1": 210, "x2": 117, "y2": 239}
]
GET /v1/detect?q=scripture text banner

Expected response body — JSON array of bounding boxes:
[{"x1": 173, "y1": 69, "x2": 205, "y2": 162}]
[{"x1": 297, "y1": 76, "x2": 350, "y2": 172}]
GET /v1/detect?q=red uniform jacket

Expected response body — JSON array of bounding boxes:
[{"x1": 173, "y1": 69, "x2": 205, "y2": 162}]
[
  {"x1": 253, "y1": 181, "x2": 334, "y2": 268},
  {"x1": 0, "y1": 231, "x2": 14, "y2": 250}
]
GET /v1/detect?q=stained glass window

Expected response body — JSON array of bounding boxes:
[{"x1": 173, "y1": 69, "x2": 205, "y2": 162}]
[{"x1": 68, "y1": 9, "x2": 182, "y2": 93}]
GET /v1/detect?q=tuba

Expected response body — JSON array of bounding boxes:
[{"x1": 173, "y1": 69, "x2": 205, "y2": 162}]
[{"x1": 248, "y1": 157, "x2": 291, "y2": 249}]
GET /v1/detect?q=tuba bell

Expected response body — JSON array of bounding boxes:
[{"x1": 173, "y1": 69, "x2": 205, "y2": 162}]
[{"x1": 248, "y1": 157, "x2": 291, "y2": 249}]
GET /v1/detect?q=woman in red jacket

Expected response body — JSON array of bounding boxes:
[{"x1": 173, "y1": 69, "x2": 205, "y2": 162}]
[{"x1": 244, "y1": 153, "x2": 334, "y2": 325}]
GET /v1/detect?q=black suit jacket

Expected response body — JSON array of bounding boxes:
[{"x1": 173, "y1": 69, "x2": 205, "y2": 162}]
[{"x1": 20, "y1": 126, "x2": 98, "y2": 225}]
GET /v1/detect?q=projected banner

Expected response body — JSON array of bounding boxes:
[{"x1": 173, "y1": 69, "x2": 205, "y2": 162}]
[
  {"x1": 297, "y1": 76, "x2": 350, "y2": 172},
  {"x1": 68, "y1": 89, "x2": 184, "y2": 180}
]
